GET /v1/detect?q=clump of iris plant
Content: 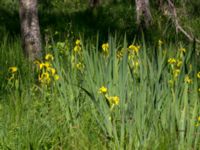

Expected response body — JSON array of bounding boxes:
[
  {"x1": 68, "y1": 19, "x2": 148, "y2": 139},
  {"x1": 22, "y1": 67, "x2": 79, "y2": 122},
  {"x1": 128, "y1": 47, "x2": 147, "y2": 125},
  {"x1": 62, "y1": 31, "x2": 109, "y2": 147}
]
[
  {"x1": 99, "y1": 86, "x2": 120, "y2": 110},
  {"x1": 35, "y1": 53, "x2": 59, "y2": 86}
]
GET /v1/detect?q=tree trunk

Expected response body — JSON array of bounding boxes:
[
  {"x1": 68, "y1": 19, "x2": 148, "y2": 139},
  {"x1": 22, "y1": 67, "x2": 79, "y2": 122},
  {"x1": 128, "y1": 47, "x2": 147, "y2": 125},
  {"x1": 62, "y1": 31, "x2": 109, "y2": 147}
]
[
  {"x1": 135, "y1": 0, "x2": 152, "y2": 28},
  {"x1": 19, "y1": 0, "x2": 42, "y2": 61},
  {"x1": 89, "y1": 0, "x2": 101, "y2": 8}
]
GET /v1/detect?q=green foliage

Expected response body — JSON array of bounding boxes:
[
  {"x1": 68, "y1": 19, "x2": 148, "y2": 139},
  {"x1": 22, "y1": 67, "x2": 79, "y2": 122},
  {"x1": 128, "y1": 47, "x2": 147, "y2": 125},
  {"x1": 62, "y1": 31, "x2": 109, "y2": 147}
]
[
  {"x1": 187, "y1": 0, "x2": 200, "y2": 16},
  {"x1": 0, "y1": 34, "x2": 200, "y2": 149},
  {"x1": 0, "y1": 0, "x2": 199, "y2": 42},
  {"x1": 0, "y1": 0, "x2": 200, "y2": 149}
]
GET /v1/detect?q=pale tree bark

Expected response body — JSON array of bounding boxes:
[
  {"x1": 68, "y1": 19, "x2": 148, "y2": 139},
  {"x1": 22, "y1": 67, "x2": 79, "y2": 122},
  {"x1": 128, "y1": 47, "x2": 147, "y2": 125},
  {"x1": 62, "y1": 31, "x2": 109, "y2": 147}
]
[
  {"x1": 135, "y1": 0, "x2": 152, "y2": 28},
  {"x1": 19, "y1": 0, "x2": 42, "y2": 61},
  {"x1": 89, "y1": 0, "x2": 101, "y2": 8},
  {"x1": 160, "y1": 0, "x2": 200, "y2": 43}
]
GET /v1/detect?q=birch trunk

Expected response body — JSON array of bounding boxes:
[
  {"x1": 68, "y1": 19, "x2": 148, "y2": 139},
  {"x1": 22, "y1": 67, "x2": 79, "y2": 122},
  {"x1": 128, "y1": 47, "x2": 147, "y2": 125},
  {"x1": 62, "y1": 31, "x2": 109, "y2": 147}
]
[
  {"x1": 19, "y1": 0, "x2": 41, "y2": 60},
  {"x1": 135, "y1": 0, "x2": 152, "y2": 27}
]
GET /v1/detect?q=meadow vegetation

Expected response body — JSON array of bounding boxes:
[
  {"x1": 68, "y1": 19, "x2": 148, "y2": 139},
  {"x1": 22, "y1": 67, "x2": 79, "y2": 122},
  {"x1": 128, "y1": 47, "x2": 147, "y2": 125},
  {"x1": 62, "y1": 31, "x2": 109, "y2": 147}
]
[{"x1": 0, "y1": 0, "x2": 200, "y2": 149}]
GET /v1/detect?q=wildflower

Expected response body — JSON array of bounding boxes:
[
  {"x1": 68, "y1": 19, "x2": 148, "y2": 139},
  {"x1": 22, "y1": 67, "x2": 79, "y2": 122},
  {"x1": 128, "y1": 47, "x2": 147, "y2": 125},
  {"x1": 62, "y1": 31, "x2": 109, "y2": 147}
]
[
  {"x1": 99, "y1": 86, "x2": 108, "y2": 94},
  {"x1": 158, "y1": 40, "x2": 163, "y2": 46},
  {"x1": 102, "y1": 43, "x2": 109, "y2": 56},
  {"x1": 73, "y1": 45, "x2": 81, "y2": 53},
  {"x1": 54, "y1": 74, "x2": 60, "y2": 80},
  {"x1": 9, "y1": 67, "x2": 18, "y2": 73},
  {"x1": 39, "y1": 62, "x2": 51, "y2": 70},
  {"x1": 179, "y1": 47, "x2": 186, "y2": 53},
  {"x1": 39, "y1": 63, "x2": 45, "y2": 70},
  {"x1": 102, "y1": 43, "x2": 109, "y2": 51},
  {"x1": 45, "y1": 53, "x2": 54, "y2": 61},
  {"x1": 76, "y1": 62, "x2": 84, "y2": 71},
  {"x1": 128, "y1": 44, "x2": 140, "y2": 54},
  {"x1": 198, "y1": 116, "x2": 200, "y2": 122},
  {"x1": 45, "y1": 62, "x2": 51, "y2": 67},
  {"x1": 173, "y1": 69, "x2": 180, "y2": 78},
  {"x1": 184, "y1": 75, "x2": 192, "y2": 84},
  {"x1": 75, "y1": 39, "x2": 81, "y2": 45},
  {"x1": 105, "y1": 95, "x2": 120, "y2": 110},
  {"x1": 128, "y1": 53, "x2": 134, "y2": 60},
  {"x1": 47, "y1": 67, "x2": 56, "y2": 75},
  {"x1": 108, "y1": 96, "x2": 120, "y2": 105},
  {"x1": 116, "y1": 50, "x2": 123, "y2": 59},
  {"x1": 176, "y1": 60, "x2": 182, "y2": 67},
  {"x1": 133, "y1": 60, "x2": 139, "y2": 68},
  {"x1": 41, "y1": 72, "x2": 50, "y2": 79},
  {"x1": 39, "y1": 72, "x2": 51, "y2": 84},
  {"x1": 197, "y1": 72, "x2": 200, "y2": 79},
  {"x1": 196, "y1": 116, "x2": 200, "y2": 127},
  {"x1": 168, "y1": 58, "x2": 176, "y2": 64}
]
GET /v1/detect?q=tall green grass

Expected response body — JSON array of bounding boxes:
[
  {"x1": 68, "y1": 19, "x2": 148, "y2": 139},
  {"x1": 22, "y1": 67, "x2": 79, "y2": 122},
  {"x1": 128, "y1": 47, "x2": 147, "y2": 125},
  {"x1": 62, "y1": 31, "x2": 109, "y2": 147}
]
[{"x1": 0, "y1": 35, "x2": 199, "y2": 149}]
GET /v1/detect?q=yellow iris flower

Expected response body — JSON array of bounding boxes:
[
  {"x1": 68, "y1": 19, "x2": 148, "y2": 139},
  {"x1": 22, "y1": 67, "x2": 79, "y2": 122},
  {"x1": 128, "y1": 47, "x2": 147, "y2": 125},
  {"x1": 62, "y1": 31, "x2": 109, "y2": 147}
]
[
  {"x1": 184, "y1": 75, "x2": 192, "y2": 84},
  {"x1": 99, "y1": 86, "x2": 108, "y2": 94},
  {"x1": 168, "y1": 58, "x2": 176, "y2": 64},
  {"x1": 54, "y1": 74, "x2": 60, "y2": 80},
  {"x1": 9, "y1": 67, "x2": 18, "y2": 73},
  {"x1": 128, "y1": 45, "x2": 140, "y2": 54},
  {"x1": 45, "y1": 53, "x2": 54, "y2": 61},
  {"x1": 75, "y1": 39, "x2": 81, "y2": 45},
  {"x1": 102, "y1": 43, "x2": 109, "y2": 56},
  {"x1": 107, "y1": 96, "x2": 120, "y2": 105},
  {"x1": 197, "y1": 72, "x2": 200, "y2": 79}
]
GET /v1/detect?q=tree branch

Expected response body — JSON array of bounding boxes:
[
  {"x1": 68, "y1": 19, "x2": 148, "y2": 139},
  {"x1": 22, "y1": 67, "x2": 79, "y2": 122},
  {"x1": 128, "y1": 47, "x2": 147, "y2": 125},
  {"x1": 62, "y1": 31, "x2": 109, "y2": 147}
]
[{"x1": 167, "y1": 0, "x2": 200, "y2": 43}]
